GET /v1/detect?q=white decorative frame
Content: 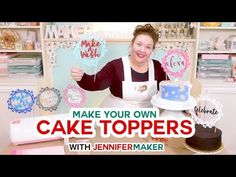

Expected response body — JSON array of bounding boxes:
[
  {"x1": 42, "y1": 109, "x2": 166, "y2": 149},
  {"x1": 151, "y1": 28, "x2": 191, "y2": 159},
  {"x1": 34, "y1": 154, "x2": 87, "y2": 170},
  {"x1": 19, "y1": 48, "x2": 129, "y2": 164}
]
[
  {"x1": 45, "y1": 41, "x2": 78, "y2": 66},
  {"x1": 189, "y1": 94, "x2": 223, "y2": 128}
]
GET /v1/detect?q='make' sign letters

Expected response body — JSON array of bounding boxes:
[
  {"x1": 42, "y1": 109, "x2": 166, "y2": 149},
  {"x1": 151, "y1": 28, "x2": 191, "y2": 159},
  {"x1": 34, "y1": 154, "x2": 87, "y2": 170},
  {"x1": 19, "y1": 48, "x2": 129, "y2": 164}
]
[{"x1": 44, "y1": 25, "x2": 89, "y2": 39}]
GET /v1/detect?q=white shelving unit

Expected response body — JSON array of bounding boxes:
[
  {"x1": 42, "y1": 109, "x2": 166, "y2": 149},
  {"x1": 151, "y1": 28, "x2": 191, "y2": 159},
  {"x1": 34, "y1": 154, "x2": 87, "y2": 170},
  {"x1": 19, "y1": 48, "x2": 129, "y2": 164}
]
[
  {"x1": 191, "y1": 23, "x2": 236, "y2": 88},
  {"x1": 159, "y1": 38, "x2": 196, "y2": 42},
  {"x1": 0, "y1": 23, "x2": 45, "y2": 152},
  {"x1": 0, "y1": 50, "x2": 42, "y2": 53},
  {"x1": 0, "y1": 22, "x2": 45, "y2": 83},
  {"x1": 199, "y1": 27, "x2": 236, "y2": 30},
  {"x1": 0, "y1": 26, "x2": 41, "y2": 29},
  {"x1": 191, "y1": 22, "x2": 236, "y2": 154},
  {"x1": 198, "y1": 50, "x2": 236, "y2": 54}
]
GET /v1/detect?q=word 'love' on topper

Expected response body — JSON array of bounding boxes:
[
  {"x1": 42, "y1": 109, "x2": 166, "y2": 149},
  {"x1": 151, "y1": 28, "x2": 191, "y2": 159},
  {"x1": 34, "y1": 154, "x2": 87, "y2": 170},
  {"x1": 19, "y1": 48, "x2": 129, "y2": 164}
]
[
  {"x1": 63, "y1": 84, "x2": 86, "y2": 108},
  {"x1": 189, "y1": 95, "x2": 223, "y2": 128},
  {"x1": 161, "y1": 49, "x2": 190, "y2": 78},
  {"x1": 36, "y1": 87, "x2": 62, "y2": 112},
  {"x1": 73, "y1": 34, "x2": 107, "y2": 67}
]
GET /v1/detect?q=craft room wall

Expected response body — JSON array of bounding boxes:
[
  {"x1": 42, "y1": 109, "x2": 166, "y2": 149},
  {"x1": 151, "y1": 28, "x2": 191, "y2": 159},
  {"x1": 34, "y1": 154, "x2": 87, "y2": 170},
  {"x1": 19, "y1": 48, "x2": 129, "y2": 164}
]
[{"x1": 48, "y1": 22, "x2": 190, "y2": 114}]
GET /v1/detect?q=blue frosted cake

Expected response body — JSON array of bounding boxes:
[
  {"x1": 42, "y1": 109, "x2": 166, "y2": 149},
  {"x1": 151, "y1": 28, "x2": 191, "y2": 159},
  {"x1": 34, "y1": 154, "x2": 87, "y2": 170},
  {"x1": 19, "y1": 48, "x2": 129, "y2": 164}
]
[{"x1": 160, "y1": 80, "x2": 191, "y2": 102}]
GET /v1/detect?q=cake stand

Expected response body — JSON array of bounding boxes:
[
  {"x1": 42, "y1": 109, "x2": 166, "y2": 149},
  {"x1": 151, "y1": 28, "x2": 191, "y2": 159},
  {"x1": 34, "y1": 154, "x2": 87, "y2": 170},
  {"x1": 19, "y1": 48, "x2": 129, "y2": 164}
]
[
  {"x1": 183, "y1": 140, "x2": 224, "y2": 154},
  {"x1": 151, "y1": 93, "x2": 197, "y2": 112},
  {"x1": 151, "y1": 93, "x2": 196, "y2": 117},
  {"x1": 149, "y1": 93, "x2": 197, "y2": 148}
]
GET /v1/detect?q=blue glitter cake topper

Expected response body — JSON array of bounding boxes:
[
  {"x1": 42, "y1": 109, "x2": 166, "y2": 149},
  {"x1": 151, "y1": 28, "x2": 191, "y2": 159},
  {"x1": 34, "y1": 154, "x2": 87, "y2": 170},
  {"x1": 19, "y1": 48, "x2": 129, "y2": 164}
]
[
  {"x1": 7, "y1": 89, "x2": 36, "y2": 114},
  {"x1": 73, "y1": 33, "x2": 107, "y2": 67}
]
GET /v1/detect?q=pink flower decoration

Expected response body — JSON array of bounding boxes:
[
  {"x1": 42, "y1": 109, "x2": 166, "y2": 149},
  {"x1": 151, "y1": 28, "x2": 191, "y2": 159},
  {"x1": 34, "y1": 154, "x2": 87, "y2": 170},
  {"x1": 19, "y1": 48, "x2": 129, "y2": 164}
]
[
  {"x1": 161, "y1": 49, "x2": 190, "y2": 78},
  {"x1": 63, "y1": 84, "x2": 86, "y2": 108}
]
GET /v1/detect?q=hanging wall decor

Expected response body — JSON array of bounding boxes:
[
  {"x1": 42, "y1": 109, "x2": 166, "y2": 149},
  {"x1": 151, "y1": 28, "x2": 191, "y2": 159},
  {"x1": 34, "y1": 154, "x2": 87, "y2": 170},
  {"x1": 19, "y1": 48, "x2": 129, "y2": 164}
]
[
  {"x1": 156, "y1": 41, "x2": 193, "y2": 52},
  {"x1": 44, "y1": 24, "x2": 91, "y2": 66},
  {"x1": 45, "y1": 41, "x2": 77, "y2": 66}
]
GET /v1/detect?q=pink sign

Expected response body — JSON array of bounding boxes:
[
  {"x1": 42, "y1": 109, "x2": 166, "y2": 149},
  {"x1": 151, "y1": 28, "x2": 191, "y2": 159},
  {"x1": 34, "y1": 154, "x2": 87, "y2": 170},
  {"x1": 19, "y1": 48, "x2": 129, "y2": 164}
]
[
  {"x1": 161, "y1": 49, "x2": 190, "y2": 78},
  {"x1": 63, "y1": 84, "x2": 86, "y2": 108}
]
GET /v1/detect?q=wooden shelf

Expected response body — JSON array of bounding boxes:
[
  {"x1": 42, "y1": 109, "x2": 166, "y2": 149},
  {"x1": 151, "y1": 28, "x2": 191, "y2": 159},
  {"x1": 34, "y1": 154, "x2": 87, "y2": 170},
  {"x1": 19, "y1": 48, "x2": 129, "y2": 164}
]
[
  {"x1": 159, "y1": 38, "x2": 196, "y2": 42},
  {"x1": 198, "y1": 50, "x2": 236, "y2": 54},
  {"x1": 199, "y1": 27, "x2": 236, "y2": 30},
  {"x1": 0, "y1": 26, "x2": 40, "y2": 29},
  {"x1": 0, "y1": 23, "x2": 44, "y2": 86},
  {"x1": 197, "y1": 78, "x2": 236, "y2": 88},
  {"x1": 0, "y1": 50, "x2": 42, "y2": 53},
  {"x1": 0, "y1": 76, "x2": 44, "y2": 85}
]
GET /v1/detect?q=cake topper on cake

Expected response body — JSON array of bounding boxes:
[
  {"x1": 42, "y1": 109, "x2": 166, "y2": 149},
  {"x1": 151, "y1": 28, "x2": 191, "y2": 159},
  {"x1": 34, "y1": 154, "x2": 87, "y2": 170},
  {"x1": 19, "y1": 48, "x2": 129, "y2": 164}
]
[
  {"x1": 189, "y1": 95, "x2": 223, "y2": 128},
  {"x1": 152, "y1": 48, "x2": 195, "y2": 110},
  {"x1": 161, "y1": 49, "x2": 190, "y2": 78}
]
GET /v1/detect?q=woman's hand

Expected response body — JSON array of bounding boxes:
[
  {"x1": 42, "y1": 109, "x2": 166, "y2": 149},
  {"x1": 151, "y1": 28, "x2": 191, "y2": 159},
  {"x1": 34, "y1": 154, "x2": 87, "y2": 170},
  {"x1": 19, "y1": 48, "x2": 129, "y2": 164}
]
[{"x1": 71, "y1": 67, "x2": 84, "y2": 81}]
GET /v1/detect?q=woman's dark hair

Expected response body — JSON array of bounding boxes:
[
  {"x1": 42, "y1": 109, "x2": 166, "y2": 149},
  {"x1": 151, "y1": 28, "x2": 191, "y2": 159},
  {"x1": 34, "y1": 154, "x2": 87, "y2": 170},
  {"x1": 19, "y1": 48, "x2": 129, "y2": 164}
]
[{"x1": 132, "y1": 24, "x2": 159, "y2": 49}]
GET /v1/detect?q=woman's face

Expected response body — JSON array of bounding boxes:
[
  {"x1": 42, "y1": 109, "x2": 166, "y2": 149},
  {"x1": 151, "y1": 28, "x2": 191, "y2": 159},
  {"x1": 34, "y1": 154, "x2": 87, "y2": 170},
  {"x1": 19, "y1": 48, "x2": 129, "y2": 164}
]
[{"x1": 131, "y1": 34, "x2": 154, "y2": 63}]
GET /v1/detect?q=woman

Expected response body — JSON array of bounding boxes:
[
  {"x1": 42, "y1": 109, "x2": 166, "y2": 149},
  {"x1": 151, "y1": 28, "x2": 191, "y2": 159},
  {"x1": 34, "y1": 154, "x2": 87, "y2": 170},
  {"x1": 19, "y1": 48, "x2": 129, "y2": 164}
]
[{"x1": 71, "y1": 24, "x2": 167, "y2": 108}]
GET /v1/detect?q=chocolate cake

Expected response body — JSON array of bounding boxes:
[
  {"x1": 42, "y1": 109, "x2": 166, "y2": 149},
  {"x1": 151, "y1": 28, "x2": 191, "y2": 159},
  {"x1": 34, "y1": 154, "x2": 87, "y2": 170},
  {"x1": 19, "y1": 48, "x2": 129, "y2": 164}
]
[{"x1": 186, "y1": 124, "x2": 222, "y2": 151}]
